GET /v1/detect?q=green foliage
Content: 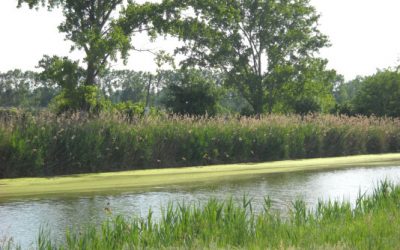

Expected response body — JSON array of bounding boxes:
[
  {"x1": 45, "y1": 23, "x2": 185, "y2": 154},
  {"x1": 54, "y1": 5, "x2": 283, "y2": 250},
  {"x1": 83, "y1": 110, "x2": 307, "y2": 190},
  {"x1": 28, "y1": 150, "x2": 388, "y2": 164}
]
[
  {"x1": 276, "y1": 59, "x2": 339, "y2": 115},
  {"x1": 18, "y1": 0, "x2": 136, "y2": 86},
  {"x1": 0, "y1": 70, "x2": 57, "y2": 107},
  {"x1": 114, "y1": 101, "x2": 145, "y2": 116},
  {"x1": 352, "y1": 69, "x2": 400, "y2": 117},
  {"x1": 171, "y1": 0, "x2": 330, "y2": 114},
  {"x1": 334, "y1": 69, "x2": 400, "y2": 117},
  {"x1": 37, "y1": 56, "x2": 111, "y2": 114},
  {"x1": 37, "y1": 56, "x2": 83, "y2": 90},
  {"x1": 332, "y1": 102, "x2": 355, "y2": 116},
  {"x1": 292, "y1": 98, "x2": 321, "y2": 115},
  {"x1": 113, "y1": 101, "x2": 161, "y2": 121},
  {"x1": 17, "y1": 0, "x2": 181, "y2": 114},
  {"x1": 100, "y1": 70, "x2": 150, "y2": 104},
  {"x1": 1, "y1": 112, "x2": 400, "y2": 178},
  {"x1": 49, "y1": 85, "x2": 111, "y2": 115},
  {"x1": 334, "y1": 76, "x2": 362, "y2": 105},
  {"x1": 37, "y1": 181, "x2": 400, "y2": 249},
  {"x1": 218, "y1": 87, "x2": 253, "y2": 115},
  {"x1": 162, "y1": 70, "x2": 221, "y2": 116}
]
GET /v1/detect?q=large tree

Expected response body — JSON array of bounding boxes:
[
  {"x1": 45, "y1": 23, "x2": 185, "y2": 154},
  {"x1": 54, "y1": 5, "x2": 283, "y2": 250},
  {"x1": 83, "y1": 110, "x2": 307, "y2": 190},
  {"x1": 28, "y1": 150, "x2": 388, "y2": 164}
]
[
  {"x1": 171, "y1": 0, "x2": 330, "y2": 114},
  {"x1": 17, "y1": 0, "x2": 183, "y2": 112},
  {"x1": 276, "y1": 58, "x2": 339, "y2": 115},
  {"x1": 18, "y1": 0, "x2": 124, "y2": 86},
  {"x1": 17, "y1": 0, "x2": 178, "y2": 86}
]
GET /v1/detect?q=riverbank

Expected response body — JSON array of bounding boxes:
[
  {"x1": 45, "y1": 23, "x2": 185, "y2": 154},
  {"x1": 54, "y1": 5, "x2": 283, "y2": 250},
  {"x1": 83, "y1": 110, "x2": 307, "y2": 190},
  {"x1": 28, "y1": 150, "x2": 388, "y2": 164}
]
[
  {"x1": 1, "y1": 153, "x2": 400, "y2": 199},
  {"x1": 10, "y1": 181, "x2": 400, "y2": 249}
]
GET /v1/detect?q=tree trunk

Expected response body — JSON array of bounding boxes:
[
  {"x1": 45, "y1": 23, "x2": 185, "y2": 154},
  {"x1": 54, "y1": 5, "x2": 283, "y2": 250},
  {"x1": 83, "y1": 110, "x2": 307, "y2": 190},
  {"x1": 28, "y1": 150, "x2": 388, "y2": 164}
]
[
  {"x1": 252, "y1": 98, "x2": 263, "y2": 115},
  {"x1": 267, "y1": 82, "x2": 274, "y2": 114},
  {"x1": 145, "y1": 74, "x2": 153, "y2": 108},
  {"x1": 252, "y1": 77, "x2": 264, "y2": 115},
  {"x1": 85, "y1": 61, "x2": 97, "y2": 86}
]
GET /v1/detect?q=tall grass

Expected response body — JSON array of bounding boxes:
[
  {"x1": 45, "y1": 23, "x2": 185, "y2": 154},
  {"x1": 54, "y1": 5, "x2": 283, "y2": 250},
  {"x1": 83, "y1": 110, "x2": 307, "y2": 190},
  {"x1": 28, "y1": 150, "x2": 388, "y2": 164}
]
[
  {"x1": 29, "y1": 181, "x2": 400, "y2": 249},
  {"x1": 1, "y1": 109, "x2": 400, "y2": 178}
]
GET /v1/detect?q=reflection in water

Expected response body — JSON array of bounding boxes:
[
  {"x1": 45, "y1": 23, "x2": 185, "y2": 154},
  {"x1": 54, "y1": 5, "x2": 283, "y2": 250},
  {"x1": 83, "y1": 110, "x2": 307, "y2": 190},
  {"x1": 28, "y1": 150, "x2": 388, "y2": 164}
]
[{"x1": 1, "y1": 166, "x2": 400, "y2": 249}]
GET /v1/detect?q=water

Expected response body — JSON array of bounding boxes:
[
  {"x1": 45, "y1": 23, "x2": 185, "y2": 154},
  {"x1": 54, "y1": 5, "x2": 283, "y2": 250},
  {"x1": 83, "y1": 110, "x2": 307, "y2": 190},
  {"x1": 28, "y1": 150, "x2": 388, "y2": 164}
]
[{"x1": 1, "y1": 165, "x2": 400, "y2": 249}]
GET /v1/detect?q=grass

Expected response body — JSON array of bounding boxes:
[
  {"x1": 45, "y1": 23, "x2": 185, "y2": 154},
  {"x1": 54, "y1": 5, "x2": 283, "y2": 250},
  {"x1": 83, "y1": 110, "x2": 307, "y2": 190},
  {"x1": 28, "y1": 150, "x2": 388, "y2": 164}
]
[
  {"x1": 1, "y1": 153, "x2": 400, "y2": 200},
  {"x1": 6, "y1": 180, "x2": 400, "y2": 249},
  {"x1": 2, "y1": 111, "x2": 400, "y2": 178}
]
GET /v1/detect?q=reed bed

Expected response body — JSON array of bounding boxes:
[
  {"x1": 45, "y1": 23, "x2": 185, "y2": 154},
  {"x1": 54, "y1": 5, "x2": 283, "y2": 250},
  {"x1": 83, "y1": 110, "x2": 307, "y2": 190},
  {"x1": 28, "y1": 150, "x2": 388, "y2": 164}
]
[
  {"x1": 1, "y1": 109, "x2": 400, "y2": 178},
  {"x1": 3, "y1": 181, "x2": 397, "y2": 249}
]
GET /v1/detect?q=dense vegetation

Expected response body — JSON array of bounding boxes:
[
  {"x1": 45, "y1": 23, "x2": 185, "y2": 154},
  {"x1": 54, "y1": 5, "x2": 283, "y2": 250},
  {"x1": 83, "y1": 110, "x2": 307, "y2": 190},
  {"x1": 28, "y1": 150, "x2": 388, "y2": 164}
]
[
  {"x1": 1, "y1": 110, "x2": 399, "y2": 178},
  {"x1": 7, "y1": 0, "x2": 340, "y2": 116},
  {"x1": 1, "y1": 0, "x2": 397, "y2": 118},
  {"x1": 335, "y1": 68, "x2": 400, "y2": 117},
  {"x1": 3, "y1": 66, "x2": 400, "y2": 118},
  {"x1": 1, "y1": 1, "x2": 400, "y2": 248},
  {"x1": 2, "y1": 181, "x2": 398, "y2": 249},
  {"x1": 1, "y1": 0, "x2": 398, "y2": 176}
]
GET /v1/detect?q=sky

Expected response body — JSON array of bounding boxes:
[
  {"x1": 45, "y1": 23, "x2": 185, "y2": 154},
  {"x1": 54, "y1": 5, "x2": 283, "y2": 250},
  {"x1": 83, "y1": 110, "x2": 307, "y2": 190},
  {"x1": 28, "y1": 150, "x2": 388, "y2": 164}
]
[{"x1": 1, "y1": 0, "x2": 400, "y2": 81}]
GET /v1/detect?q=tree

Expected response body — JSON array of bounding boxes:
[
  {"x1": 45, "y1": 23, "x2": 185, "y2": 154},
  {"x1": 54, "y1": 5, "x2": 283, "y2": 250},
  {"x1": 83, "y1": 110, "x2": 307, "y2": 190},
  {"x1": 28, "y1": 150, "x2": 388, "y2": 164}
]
[
  {"x1": 331, "y1": 76, "x2": 360, "y2": 116},
  {"x1": 276, "y1": 58, "x2": 339, "y2": 115},
  {"x1": 172, "y1": 0, "x2": 329, "y2": 114},
  {"x1": 99, "y1": 70, "x2": 150, "y2": 103},
  {"x1": 18, "y1": 0, "x2": 135, "y2": 86},
  {"x1": 0, "y1": 70, "x2": 32, "y2": 107},
  {"x1": 352, "y1": 69, "x2": 400, "y2": 117},
  {"x1": 334, "y1": 77, "x2": 362, "y2": 105},
  {"x1": 17, "y1": 0, "x2": 181, "y2": 112},
  {"x1": 161, "y1": 69, "x2": 221, "y2": 116},
  {"x1": 0, "y1": 69, "x2": 57, "y2": 107},
  {"x1": 36, "y1": 56, "x2": 110, "y2": 114}
]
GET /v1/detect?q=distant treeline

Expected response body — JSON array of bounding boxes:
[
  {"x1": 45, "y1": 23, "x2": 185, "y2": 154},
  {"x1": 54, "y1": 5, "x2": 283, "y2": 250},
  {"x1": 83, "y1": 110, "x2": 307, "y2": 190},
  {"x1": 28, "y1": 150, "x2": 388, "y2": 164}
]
[
  {"x1": 334, "y1": 68, "x2": 400, "y2": 117},
  {"x1": 9, "y1": 0, "x2": 400, "y2": 118},
  {"x1": 2, "y1": 67, "x2": 400, "y2": 117},
  {"x1": 1, "y1": 111, "x2": 399, "y2": 178},
  {"x1": 0, "y1": 69, "x2": 249, "y2": 115}
]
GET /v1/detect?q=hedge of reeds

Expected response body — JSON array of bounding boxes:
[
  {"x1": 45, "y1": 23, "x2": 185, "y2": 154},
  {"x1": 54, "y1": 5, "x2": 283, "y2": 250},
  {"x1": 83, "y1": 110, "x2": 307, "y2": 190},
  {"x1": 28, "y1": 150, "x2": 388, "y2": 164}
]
[
  {"x1": 7, "y1": 181, "x2": 397, "y2": 249},
  {"x1": 1, "y1": 109, "x2": 400, "y2": 178}
]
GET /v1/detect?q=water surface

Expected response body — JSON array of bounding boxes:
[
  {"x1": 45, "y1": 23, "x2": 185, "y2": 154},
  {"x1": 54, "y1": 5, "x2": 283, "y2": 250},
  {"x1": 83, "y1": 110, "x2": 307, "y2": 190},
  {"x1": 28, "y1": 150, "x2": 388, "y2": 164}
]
[{"x1": 1, "y1": 165, "x2": 400, "y2": 249}]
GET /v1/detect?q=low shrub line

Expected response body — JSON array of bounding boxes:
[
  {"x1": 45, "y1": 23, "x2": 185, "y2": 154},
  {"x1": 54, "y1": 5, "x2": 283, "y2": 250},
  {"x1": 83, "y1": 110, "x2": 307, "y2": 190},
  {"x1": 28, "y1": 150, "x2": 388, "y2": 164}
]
[{"x1": 1, "y1": 110, "x2": 400, "y2": 178}]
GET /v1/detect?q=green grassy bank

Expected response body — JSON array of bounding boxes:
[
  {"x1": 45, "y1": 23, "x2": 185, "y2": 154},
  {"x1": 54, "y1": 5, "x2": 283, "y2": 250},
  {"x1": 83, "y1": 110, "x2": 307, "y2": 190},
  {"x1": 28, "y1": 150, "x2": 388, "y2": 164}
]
[
  {"x1": 1, "y1": 153, "x2": 400, "y2": 199},
  {"x1": 1, "y1": 111, "x2": 400, "y2": 178},
  {"x1": 5, "y1": 181, "x2": 400, "y2": 249}
]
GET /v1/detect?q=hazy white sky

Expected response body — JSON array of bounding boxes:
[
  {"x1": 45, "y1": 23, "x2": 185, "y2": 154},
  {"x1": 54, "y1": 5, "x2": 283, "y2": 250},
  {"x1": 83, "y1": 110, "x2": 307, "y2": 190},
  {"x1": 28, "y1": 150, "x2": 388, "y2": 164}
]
[{"x1": 1, "y1": 0, "x2": 400, "y2": 80}]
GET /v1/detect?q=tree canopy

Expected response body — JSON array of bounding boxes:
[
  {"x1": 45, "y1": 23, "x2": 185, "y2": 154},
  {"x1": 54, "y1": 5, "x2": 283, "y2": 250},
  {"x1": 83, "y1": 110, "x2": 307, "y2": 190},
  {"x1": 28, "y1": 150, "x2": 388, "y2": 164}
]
[
  {"x1": 15, "y1": 0, "x2": 341, "y2": 116},
  {"x1": 17, "y1": 0, "x2": 181, "y2": 86},
  {"x1": 352, "y1": 69, "x2": 400, "y2": 117},
  {"x1": 19, "y1": 0, "x2": 130, "y2": 86},
  {"x1": 169, "y1": 0, "x2": 331, "y2": 114},
  {"x1": 16, "y1": 0, "x2": 184, "y2": 112},
  {"x1": 161, "y1": 69, "x2": 222, "y2": 116}
]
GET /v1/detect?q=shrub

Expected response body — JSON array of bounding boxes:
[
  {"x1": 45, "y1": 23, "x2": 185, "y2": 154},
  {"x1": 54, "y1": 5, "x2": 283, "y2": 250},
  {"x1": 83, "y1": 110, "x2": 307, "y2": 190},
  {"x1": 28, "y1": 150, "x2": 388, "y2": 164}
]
[
  {"x1": 162, "y1": 70, "x2": 221, "y2": 116},
  {"x1": 50, "y1": 86, "x2": 111, "y2": 115}
]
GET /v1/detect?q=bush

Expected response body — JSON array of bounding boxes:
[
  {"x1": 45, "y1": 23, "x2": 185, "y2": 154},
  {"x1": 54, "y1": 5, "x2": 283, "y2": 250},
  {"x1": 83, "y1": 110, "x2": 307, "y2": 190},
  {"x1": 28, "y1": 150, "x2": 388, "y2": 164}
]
[
  {"x1": 293, "y1": 98, "x2": 321, "y2": 116},
  {"x1": 114, "y1": 101, "x2": 146, "y2": 121},
  {"x1": 352, "y1": 69, "x2": 400, "y2": 117},
  {"x1": 162, "y1": 70, "x2": 221, "y2": 116},
  {"x1": 113, "y1": 101, "x2": 162, "y2": 122},
  {"x1": 50, "y1": 86, "x2": 111, "y2": 115}
]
